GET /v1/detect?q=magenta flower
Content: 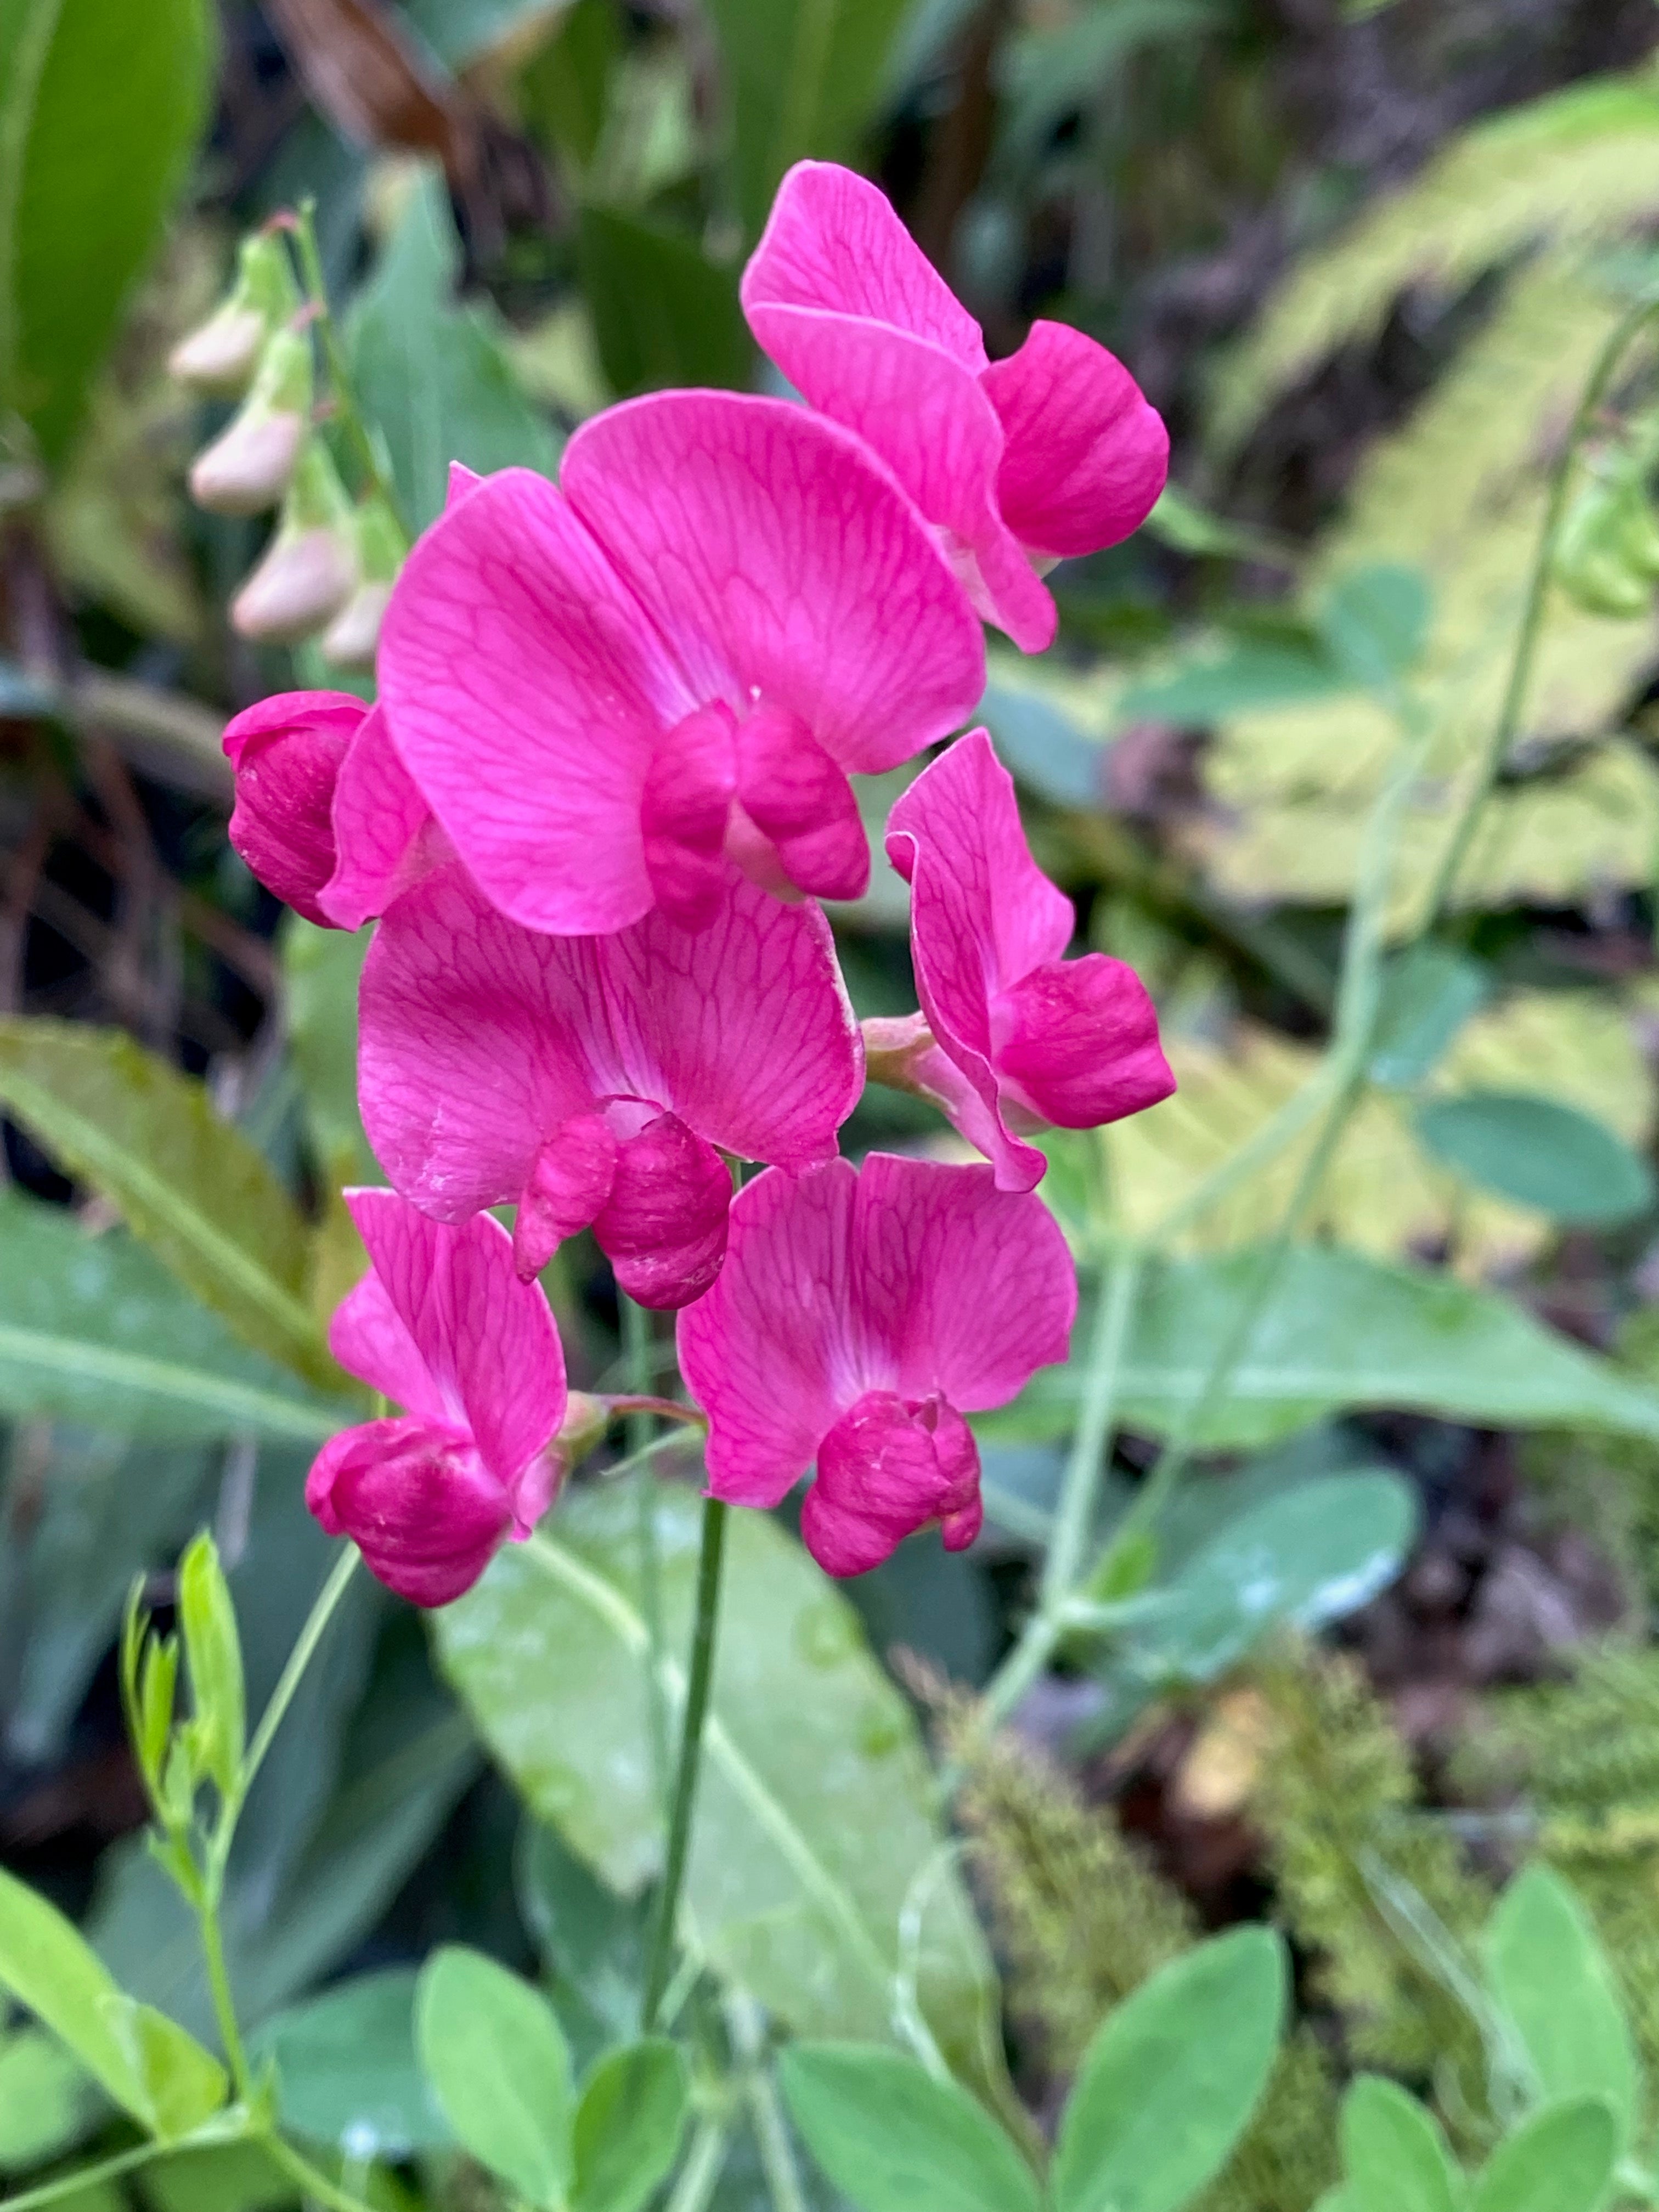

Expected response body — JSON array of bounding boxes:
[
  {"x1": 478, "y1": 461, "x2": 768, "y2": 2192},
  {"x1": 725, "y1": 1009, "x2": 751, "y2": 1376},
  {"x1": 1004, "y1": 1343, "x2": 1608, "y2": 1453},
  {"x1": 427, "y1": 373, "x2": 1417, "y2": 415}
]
[
  {"x1": 376, "y1": 390, "x2": 985, "y2": 936},
  {"x1": 741, "y1": 162, "x2": 1169, "y2": 654},
  {"x1": 222, "y1": 690, "x2": 436, "y2": 931},
  {"x1": 307, "y1": 1189, "x2": 567, "y2": 1605},
  {"x1": 677, "y1": 1154, "x2": 1076, "y2": 1576},
  {"x1": 358, "y1": 859, "x2": 862, "y2": 1308},
  {"x1": 877, "y1": 729, "x2": 1175, "y2": 1191}
]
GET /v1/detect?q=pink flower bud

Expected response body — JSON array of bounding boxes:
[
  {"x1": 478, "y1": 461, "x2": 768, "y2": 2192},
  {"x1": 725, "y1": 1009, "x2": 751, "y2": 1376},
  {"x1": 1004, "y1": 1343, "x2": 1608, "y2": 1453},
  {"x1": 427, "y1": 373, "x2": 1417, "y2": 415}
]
[
  {"x1": 320, "y1": 493, "x2": 407, "y2": 670},
  {"x1": 232, "y1": 441, "x2": 358, "y2": 644},
  {"x1": 189, "y1": 328, "x2": 313, "y2": 515},
  {"x1": 170, "y1": 234, "x2": 301, "y2": 397}
]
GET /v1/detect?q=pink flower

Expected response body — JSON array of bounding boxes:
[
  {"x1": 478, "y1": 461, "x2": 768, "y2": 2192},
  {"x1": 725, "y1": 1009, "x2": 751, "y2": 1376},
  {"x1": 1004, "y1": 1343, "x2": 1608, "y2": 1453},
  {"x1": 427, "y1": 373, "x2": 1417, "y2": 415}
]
[
  {"x1": 358, "y1": 860, "x2": 863, "y2": 1308},
  {"x1": 741, "y1": 162, "x2": 1169, "y2": 654},
  {"x1": 878, "y1": 729, "x2": 1175, "y2": 1191},
  {"x1": 307, "y1": 1189, "x2": 567, "y2": 1605},
  {"x1": 222, "y1": 690, "x2": 436, "y2": 931},
  {"x1": 677, "y1": 1154, "x2": 1076, "y2": 1576},
  {"x1": 376, "y1": 390, "x2": 985, "y2": 936}
]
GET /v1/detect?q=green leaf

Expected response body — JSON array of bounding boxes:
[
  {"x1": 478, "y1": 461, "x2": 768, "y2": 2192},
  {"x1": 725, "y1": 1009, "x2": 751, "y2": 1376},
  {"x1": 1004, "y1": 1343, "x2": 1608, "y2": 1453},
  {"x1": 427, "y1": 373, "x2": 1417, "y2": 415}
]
[
  {"x1": 990, "y1": 1243, "x2": 1659, "y2": 1452},
  {"x1": 0, "y1": 1190, "x2": 355, "y2": 1442},
  {"x1": 1316, "y1": 563, "x2": 1433, "y2": 690},
  {"x1": 138, "y1": 2141, "x2": 294, "y2": 2212},
  {"x1": 1368, "y1": 946, "x2": 1489, "y2": 1090},
  {"x1": 415, "y1": 1946, "x2": 575, "y2": 2210},
  {"x1": 1340, "y1": 2076, "x2": 1463, "y2": 2212},
  {"x1": 349, "y1": 166, "x2": 560, "y2": 531},
  {"x1": 434, "y1": 1483, "x2": 1000, "y2": 2087},
  {"x1": 177, "y1": 1532, "x2": 246, "y2": 1799},
  {"x1": 0, "y1": 0, "x2": 213, "y2": 465},
  {"x1": 706, "y1": 0, "x2": 913, "y2": 235},
  {"x1": 1115, "y1": 635, "x2": 1347, "y2": 725},
  {"x1": 576, "y1": 206, "x2": 751, "y2": 396},
  {"x1": 779, "y1": 2045, "x2": 1040, "y2": 2212},
  {"x1": 0, "y1": 2025, "x2": 95, "y2": 2175},
  {"x1": 1485, "y1": 1867, "x2": 1639, "y2": 2144},
  {"x1": 0, "y1": 1019, "x2": 333, "y2": 1387},
  {"x1": 0, "y1": 1863, "x2": 147, "y2": 2124},
  {"x1": 1413, "y1": 1091, "x2": 1656, "y2": 1226},
  {"x1": 99, "y1": 1996, "x2": 227, "y2": 2141},
  {"x1": 572, "y1": 2040, "x2": 689, "y2": 2212},
  {"x1": 1469, "y1": 2099, "x2": 1618, "y2": 2212},
  {"x1": 1051, "y1": 1928, "x2": 1287, "y2": 2212},
  {"x1": 255, "y1": 1967, "x2": 452, "y2": 2159},
  {"x1": 1118, "y1": 1472, "x2": 1418, "y2": 1685},
  {"x1": 517, "y1": 1822, "x2": 650, "y2": 2071},
  {"x1": 979, "y1": 678, "x2": 1109, "y2": 810}
]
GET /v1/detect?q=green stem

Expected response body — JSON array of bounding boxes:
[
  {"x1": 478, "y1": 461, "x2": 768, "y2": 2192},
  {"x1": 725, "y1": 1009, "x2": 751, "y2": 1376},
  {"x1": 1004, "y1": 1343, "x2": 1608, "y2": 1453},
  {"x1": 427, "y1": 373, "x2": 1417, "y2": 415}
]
[
  {"x1": 197, "y1": 1889, "x2": 251, "y2": 2096},
  {"x1": 726, "y1": 1994, "x2": 808, "y2": 2212},
  {"x1": 1424, "y1": 289, "x2": 1659, "y2": 925},
  {"x1": 625, "y1": 1296, "x2": 673, "y2": 1817},
  {"x1": 263, "y1": 2135, "x2": 379, "y2": 2212},
  {"x1": 241, "y1": 1545, "x2": 359, "y2": 1798},
  {"x1": 0, "y1": 2140, "x2": 165, "y2": 2211},
  {"x1": 642, "y1": 1496, "x2": 730, "y2": 2031},
  {"x1": 665, "y1": 2120, "x2": 731, "y2": 2212},
  {"x1": 976, "y1": 1245, "x2": 1143, "y2": 1735},
  {"x1": 291, "y1": 200, "x2": 409, "y2": 539}
]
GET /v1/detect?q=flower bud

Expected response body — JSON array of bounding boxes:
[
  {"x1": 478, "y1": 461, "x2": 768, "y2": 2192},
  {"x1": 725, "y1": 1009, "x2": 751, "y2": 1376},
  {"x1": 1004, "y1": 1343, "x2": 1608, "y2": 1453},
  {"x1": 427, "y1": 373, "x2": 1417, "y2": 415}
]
[
  {"x1": 170, "y1": 233, "x2": 302, "y2": 397},
  {"x1": 189, "y1": 326, "x2": 313, "y2": 515},
  {"x1": 320, "y1": 492, "x2": 407, "y2": 670},
  {"x1": 555, "y1": 1392, "x2": 608, "y2": 1469},
  {"x1": 232, "y1": 439, "x2": 359, "y2": 645}
]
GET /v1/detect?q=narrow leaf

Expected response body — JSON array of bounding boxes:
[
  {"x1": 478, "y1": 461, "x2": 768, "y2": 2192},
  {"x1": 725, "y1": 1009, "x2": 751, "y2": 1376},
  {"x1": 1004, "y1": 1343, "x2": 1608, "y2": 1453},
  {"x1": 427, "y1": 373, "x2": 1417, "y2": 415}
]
[{"x1": 0, "y1": 1865, "x2": 146, "y2": 2123}]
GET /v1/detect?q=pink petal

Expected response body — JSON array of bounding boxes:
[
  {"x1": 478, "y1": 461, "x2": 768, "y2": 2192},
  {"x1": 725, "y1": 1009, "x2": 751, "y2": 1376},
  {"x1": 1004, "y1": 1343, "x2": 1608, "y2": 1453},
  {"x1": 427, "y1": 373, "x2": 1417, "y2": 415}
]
[
  {"x1": 317, "y1": 704, "x2": 439, "y2": 930},
  {"x1": 342, "y1": 1190, "x2": 567, "y2": 1487},
  {"x1": 595, "y1": 1111, "x2": 732, "y2": 1311},
  {"x1": 328, "y1": 1268, "x2": 452, "y2": 1425},
  {"x1": 305, "y1": 1418, "x2": 511, "y2": 1606},
  {"x1": 743, "y1": 162, "x2": 986, "y2": 369},
  {"x1": 562, "y1": 391, "x2": 985, "y2": 777},
  {"x1": 359, "y1": 866, "x2": 604, "y2": 1225},
  {"x1": 991, "y1": 956, "x2": 1174, "y2": 1128},
  {"x1": 679, "y1": 1153, "x2": 1074, "y2": 1513},
  {"x1": 222, "y1": 691, "x2": 364, "y2": 925},
  {"x1": 849, "y1": 1153, "x2": 1076, "y2": 1412},
  {"x1": 360, "y1": 861, "x2": 862, "y2": 1233},
  {"x1": 980, "y1": 319, "x2": 1169, "y2": 560},
  {"x1": 677, "y1": 1158, "x2": 859, "y2": 1509},
  {"x1": 514, "y1": 1114, "x2": 619, "y2": 1279},
  {"x1": 733, "y1": 706, "x2": 869, "y2": 902},
  {"x1": 446, "y1": 460, "x2": 483, "y2": 507},
  {"x1": 799, "y1": 1389, "x2": 981, "y2": 1577},
  {"x1": 378, "y1": 467, "x2": 692, "y2": 935},
  {"x1": 641, "y1": 704, "x2": 738, "y2": 930}
]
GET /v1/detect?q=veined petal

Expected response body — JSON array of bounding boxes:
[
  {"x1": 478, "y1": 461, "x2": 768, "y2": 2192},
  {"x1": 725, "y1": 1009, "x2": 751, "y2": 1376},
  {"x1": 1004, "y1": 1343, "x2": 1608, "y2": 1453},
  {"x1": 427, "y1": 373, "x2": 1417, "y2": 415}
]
[
  {"x1": 379, "y1": 467, "x2": 691, "y2": 935},
  {"x1": 595, "y1": 1112, "x2": 731, "y2": 1310},
  {"x1": 991, "y1": 955, "x2": 1174, "y2": 1128},
  {"x1": 563, "y1": 390, "x2": 985, "y2": 777},
  {"x1": 799, "y1": 1389, "x2": 981, "y2": 1577},
  {"x1": 342, "y1": 1191, "x2": 566, "y2": 1488},
  {"x1": 734, "y1": 706, "x2": 868, "y2": 903},
  {"x1": 981, "y1": 319, "x2": 1169, "y2": 559},
  {"x1": 305, "y1": 1418, "x2": 511, "y2": 1606},
  {"x1": 514, "y1": 1115, "x2": 619, "y2": 1279},
  {"x1": 318, "y1": 704, "x2": 438, "y2": 929},
  {"x1": 222, "y1": 690, "x2": 363, "y2": 926}
]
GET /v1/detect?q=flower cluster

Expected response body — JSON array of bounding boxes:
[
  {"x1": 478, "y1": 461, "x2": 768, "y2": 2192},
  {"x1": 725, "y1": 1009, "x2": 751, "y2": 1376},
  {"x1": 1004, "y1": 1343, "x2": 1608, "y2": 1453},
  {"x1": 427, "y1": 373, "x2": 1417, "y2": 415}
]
[{"x1": 220, "y1": 163, "x2": 1175, "y2": 1602}]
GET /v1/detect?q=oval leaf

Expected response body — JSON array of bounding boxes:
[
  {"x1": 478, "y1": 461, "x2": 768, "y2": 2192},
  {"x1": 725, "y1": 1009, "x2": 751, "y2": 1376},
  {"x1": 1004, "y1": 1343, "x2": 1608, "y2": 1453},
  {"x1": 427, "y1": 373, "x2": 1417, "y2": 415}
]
[
  {"x1": 99, "y1": 1996, "x2": 226, "y2": 2142},
  {"x1": 779, "y1": 2045, "x2": 1041, "y2": 2212},
  {"x1": 1470, "y1": 2098, "x2": 1618, "y2": 2212},
  {"x1": 1340, "y1": 2076, "x2": 1463, "y2": 2212},
  {"x1": 415, "y1": 1946, "x2": 574, "y2": 2210},
  {"x1": 1368, "y1": 946, "x2": 1488, "y2": 1091},
  {"x1": 1125, "y1": 1473, "x2": 1418, "y2": 1684},
  {"x1": 572, "y1": 2040, "x2": 689, "y2": 2212},
  {"x1": 256, "y1": 1968, "x2": 452, "y2": 2159},
  {"x1": 0, "y1": 1865, "x2": 146, "y2": 2124},
  {"x1": 1414, "y1": 1092, "x2": 1655, "y2": 1226},
  {"x1": 1485, "y1": 1867, "x2": 1639, "y2": 2144},
  {"x1": 1051, "y1": 1927, "x2": 1288, "y2": 2212}
]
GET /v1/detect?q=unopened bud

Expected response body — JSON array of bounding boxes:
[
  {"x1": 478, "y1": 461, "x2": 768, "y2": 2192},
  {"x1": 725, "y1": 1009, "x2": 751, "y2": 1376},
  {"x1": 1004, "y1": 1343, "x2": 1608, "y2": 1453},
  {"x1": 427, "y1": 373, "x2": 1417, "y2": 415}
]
[
  {"x1": 320, "y1": 492, "x2": 407, "y2": 670},
  {"x1": 556, "y1": 1392, "x2": 609, "y2": 1469},
  {"x1": 861, "y1": 1012, "x2": 936, "y2": 1093},
  {"x1": 189, "y1": 327, "x2": 313, "y2": 515},
  {"x1": 170, "y1": 233, "x2": 301, "y2": 397},
  {"x1": 232, "y1": 440, "x2": 358, "y2": 644}
]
